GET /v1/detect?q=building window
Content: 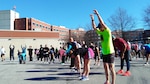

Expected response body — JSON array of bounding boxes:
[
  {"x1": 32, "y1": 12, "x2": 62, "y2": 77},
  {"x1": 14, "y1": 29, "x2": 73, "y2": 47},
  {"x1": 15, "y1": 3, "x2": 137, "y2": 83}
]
[
  {"x1": 40, "y1": 25, "x2": 42, "y2": 27},
  {"x1": 32, "y1": 23, "x2": 35, "y2": 25},
  {"x1": 8, "y1": 38, "x2": 11, "y2": 41}
]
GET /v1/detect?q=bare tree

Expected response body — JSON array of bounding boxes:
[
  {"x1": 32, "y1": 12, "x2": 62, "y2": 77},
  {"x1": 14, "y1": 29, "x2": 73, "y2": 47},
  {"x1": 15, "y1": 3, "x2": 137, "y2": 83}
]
[
  {"x1": 143, "y1": 5, "x2": 150, "y2": 29},
  {"x1": 84, "y1": 23, "x2": 92, "y2": 31},
  {"x1": 108, "y1": 8, "x2": 136, "y2": 38}
]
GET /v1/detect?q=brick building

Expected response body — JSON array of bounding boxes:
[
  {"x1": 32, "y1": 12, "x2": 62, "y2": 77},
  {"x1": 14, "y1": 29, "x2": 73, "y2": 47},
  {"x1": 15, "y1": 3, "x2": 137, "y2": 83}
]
[
  {"x1": 84, "y1": 30, "x2": 100, "y2": 47},
  {"x1": 143, "y1": 30, "x2": 150, "y2": 43},
  {"x1": 69, "y1": 28, "x2": 86, "y2": 44}
]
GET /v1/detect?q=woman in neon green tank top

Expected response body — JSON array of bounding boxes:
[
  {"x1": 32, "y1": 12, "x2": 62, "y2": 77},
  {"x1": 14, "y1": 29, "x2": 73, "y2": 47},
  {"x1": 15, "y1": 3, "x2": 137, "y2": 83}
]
[{"x1": 90, "y1": 9, "x2": 116, "y2": 84}]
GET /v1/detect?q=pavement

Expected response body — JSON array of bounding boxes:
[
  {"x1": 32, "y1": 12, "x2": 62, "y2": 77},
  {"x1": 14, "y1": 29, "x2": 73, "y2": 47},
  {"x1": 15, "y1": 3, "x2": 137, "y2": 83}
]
[{"x1": 0, "y1": 57, "x2": 150, "y2": 84}]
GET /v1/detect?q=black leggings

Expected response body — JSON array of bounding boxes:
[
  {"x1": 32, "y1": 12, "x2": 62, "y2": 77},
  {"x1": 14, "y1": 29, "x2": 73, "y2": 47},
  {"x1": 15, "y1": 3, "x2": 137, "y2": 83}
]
[{"x1": 120, "y1": 50, "x2": 130, "y2": 71}]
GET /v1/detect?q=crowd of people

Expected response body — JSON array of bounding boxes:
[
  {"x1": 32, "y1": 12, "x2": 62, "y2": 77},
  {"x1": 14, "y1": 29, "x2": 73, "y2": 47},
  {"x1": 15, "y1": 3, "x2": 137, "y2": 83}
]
[
  {"x1": 0, "y1": 9, "x2": 150, "y2": 84},
  {"x1": 90, "y1": 9, "x2": 150, "y2": 84}
]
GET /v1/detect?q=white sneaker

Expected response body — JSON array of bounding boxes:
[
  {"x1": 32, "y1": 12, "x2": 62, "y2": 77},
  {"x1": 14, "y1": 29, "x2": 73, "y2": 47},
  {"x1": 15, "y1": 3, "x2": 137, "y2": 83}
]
[
  {"x1": 144, "y1": 62, "x2": 149, "y2": 66},
  {"x1": 80, "y1": 76, "x2": 89, "y2": 81},
  {"x1": 61, "y1": 63, "x2": 65, "y2": 65},
  {"x1": 71, "y1": 69, "x2": 77, "y2": 72},
  {"x1": 78, "y1": 76, "x2": 83, "y2": 79}
]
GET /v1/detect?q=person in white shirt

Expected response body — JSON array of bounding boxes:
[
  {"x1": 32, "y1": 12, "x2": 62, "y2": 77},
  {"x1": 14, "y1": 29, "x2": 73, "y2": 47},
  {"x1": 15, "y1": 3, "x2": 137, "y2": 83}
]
[
  {"x1": 127, "y1": 40, "x2": 132, "y2": 61},
  {"x1": 0, "y1": 46, "x2": 6, "y2": 61}
]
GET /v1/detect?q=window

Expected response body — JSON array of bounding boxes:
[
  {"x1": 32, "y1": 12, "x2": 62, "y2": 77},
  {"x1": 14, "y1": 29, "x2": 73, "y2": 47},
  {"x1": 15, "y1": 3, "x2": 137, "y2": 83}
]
[
  {"x1": 32, "y1": 23, "x2": 35, "y2": 25},
  {"x1": 40, "y1": 25, "x2": 42, "y2": 27}
]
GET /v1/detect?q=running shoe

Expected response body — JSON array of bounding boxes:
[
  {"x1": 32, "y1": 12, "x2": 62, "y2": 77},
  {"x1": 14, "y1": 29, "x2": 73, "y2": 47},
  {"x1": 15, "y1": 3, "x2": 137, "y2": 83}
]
[
  {"x1": 80, "y1": 76, "x2": 89, "y2": 81},
  {"x1": 71, "y1": 68, "x2": 77, "y2": 72},
  {"x1": 78, "y1": 75, "x2": 83, "y2": 79},
  {"x1": 104, "y1": 81, "x2": 110, "y2": 84},
  {"x1": 144, "y1": 62, "x2": 149, "y2": 66},
  {"x1": 122, "y1": 71, "x2": 131, "y2": 76},
  {"x1": 116, "y1": 69, "x2": 124, "y2": 74}
]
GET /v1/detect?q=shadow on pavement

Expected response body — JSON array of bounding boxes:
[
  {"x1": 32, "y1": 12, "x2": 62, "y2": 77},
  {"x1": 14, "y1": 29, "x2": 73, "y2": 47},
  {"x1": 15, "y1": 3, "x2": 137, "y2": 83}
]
[
  {"x1": 24, "y1": 76, "x2": 78, "y2": 81},
  {"x1": 46, "y1": 72, "x2": 104, "y2": 76},
  {"x1": 25, "y1": 70, "x2": 57, "y2": 72},
  {"x1": 25, "y1": 72, "x2": 104, "y2": 81}
]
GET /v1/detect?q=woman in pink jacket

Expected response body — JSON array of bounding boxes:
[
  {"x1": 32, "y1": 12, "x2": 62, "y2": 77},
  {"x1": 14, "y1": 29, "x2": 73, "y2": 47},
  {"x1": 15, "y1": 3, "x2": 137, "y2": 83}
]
[{"x1": 58, "y1": 47, "x2": 66, "y2": 64}]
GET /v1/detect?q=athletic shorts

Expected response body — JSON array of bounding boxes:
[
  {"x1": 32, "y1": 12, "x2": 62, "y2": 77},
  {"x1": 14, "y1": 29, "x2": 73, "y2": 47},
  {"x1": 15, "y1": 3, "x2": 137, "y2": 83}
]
[
  {"x1": 84, "y1": 52, "x2": 88, "y2": 59},
  {"x1": 73, "y1": 48, "x2": 82, "y2": 57},
  {"x1": 43, "y1": 53, "x2": 49, "y2": 57},
  {"x1": 94, "y1": 55, "x2": 100, "y2": 60},
  {"x1": 146, "y1": 51, "x2": 150, "y2": 55},
  {"x1": 102, "y1": 53, "x2": 115, "y2": 63},
  {"x1": 84, "y1": 48, "x2": 94, "y2": 59},
  {"x1": 1, "y1": 53, "x2": 5, "y2": 57}
]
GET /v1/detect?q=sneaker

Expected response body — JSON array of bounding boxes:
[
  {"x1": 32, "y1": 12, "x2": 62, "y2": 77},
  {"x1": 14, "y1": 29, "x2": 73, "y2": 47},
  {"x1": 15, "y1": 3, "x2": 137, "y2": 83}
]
[
  {"x1": 144, "y1": 62, "x2": 149, "y2": 66},
  {"x1": 116, "y1": 69, "x2": 124, "y2": 74},
  {"x1": 78, "y1": 75, "x2": 83, "y2": 79},
  {"x1": 61, "y1": 63, "x2": 65, "y2": 65},
  {"x1": 80, "y1": 76, "x2": 89, "y2": 81},
  {"x1": 71, "y1": 68, "x2": 77, "y2": 72},
  {"x1": 104, "y1": 81, "x2": 110, "y2": 84},
  {"x1": 122, "y1": 71, "x2": 131, "y2": 76}
]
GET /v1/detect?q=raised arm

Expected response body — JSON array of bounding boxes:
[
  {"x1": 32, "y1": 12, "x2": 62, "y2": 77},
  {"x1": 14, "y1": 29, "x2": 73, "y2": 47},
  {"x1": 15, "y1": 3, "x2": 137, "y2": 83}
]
[
  {"x1": 90, "y1": 14, "x2": 97, "y2": 31},
  {"x1": 93, "y1": 9, "x2": 107, "y2": 29}
]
